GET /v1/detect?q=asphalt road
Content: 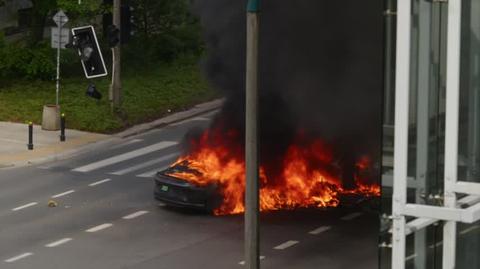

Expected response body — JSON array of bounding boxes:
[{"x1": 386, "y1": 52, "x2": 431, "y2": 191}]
[{"x1": 0, "y1": 111, "x2": 379, "y2": 269}]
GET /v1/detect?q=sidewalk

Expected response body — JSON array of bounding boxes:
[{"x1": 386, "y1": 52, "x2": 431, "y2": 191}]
[
  {"x1": 0, "y1": 98, "x2": 223, "y2": 168},
  {"x1": 0, "y1": 122, "x2": 108, "y2": 168}
]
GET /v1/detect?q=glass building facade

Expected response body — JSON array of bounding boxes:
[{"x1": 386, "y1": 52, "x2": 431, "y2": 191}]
[{"x1": 381, "y1": 0, "x2": 480, "y2": 268}]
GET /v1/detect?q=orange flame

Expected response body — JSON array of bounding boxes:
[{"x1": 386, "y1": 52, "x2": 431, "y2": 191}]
[{"x1": 167, "y1": 128, "x2": 380, "y2": 215}]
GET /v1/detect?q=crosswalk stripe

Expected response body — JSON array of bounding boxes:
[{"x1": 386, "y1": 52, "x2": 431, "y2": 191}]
[
  {"x1": 72, "y1": 141, "x2": 178, "y2": 173},
  {"x1": 109, "y1": 152, "x2": 179, "y2": 175},
  {"x1": 110, "y1": 139, "x2": 143, "y2": 150},
  {"x1": 136, "y1": 165, "x2": 171, "y2": 178}
]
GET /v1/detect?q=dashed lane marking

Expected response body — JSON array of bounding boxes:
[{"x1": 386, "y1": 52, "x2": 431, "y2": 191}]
[
  {"x1": 309, "y1": 226, "x2": 331, "y2": 235},
  {"x1": 12, "y1": 202, "x2": 38, "y2": 211},
  {"x1": 341, "y1": 212, "x2": 363, "y2": 221},
  {"x1": 88, "y1": 178, "x2": 112, "y2": 187},
  {"x1": 86, "y1": 223, "x2": 113, "y2": 233},
  {"x1": 51, "y1": 190, "x2": 75, "y2": 198},
  {"x1": 273, "y1": 240, "x2": 299, "y2": 250},
  {"x1": 45, "y1": 238, "x2": 72, "y2": 248},
  {"x1": 110, "y1": 152, "x2": 179, "y2": 176},
  {"x1": 122, "y1": 210, "x2": 149, "y2": 220},
  {"x1": 72, "y1": 141, "x2": 178, "y2": 172},
  {"x1": 239, "y1": 256, "x2": 265, "y2": 265},
  {"x1": 4, "y1": 252, "x2": 33, "y2": 263}
]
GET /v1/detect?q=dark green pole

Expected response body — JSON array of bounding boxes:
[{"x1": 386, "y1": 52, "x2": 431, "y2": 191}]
[{"x1": 245, "y1": 0, "x2": 260, "y2": 269}]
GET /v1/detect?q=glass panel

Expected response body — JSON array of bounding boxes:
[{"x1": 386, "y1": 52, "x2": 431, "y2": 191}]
[
  {"x1": 456, "y1": 0, "x2": 480, "y2": 268},
  {"x1": 380, "y1": 0, "x2": 448, "y2": 268}
]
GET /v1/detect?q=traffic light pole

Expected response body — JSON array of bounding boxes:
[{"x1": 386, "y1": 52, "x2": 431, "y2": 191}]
[
  {"x1": 245, "y1": 1, "x2": 260, "y2": 269},
  {"x1": 111, "y1": 0, "x2": 122, "y2": 110}
]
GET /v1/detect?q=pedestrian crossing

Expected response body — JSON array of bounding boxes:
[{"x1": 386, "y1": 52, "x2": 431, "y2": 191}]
[
  {"x1": 64, "y1": 112, "x2": 218, "y2": 179},
  {"x1": 72, "y1": 141, "x2": 178, "y2": 173},
  {"x1": 68, "y1": 140, "x2": 182, "y2": 179},
  {"x1": 108, "y1": 152, "x2": 179, "y2": 176}
]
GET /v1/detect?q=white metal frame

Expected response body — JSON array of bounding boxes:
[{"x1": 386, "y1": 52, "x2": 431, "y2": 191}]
[{"x1": 392, "y1": 0, "x2": 480, "y2": 268}]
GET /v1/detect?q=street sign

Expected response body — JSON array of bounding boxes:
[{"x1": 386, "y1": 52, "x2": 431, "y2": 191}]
[
  {"x1": 51, "y1": 27, "x2": 70, "y2": 49},
  {"x1": 53, "y1": 10, "x2": 69, "y2": 27}
]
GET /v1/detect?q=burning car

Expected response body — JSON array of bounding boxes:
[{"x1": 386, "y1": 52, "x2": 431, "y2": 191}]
[
  {"x1": 154, "y1": 127, "x2": 380, "y2": 215},
  {"x1": 154, "y1": 160, "x2": 223, "y2": 212}
]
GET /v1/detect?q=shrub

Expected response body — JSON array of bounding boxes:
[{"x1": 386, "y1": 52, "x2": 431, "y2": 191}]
[{"x1": 0, "y1": 34, "x2": 56, "y2": 80}]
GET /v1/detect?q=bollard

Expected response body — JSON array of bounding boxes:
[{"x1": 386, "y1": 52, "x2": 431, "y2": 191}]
[
  {"x1": 60, "y1": 113, "x2": 66, "y2": 142},
  {"x1": 27, "y1": 121, "x2": 33, "y2": 150}
]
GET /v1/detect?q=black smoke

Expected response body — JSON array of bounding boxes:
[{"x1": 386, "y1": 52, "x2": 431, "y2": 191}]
[{"x1": 191, "y1": 0, "x2": 385, "y2": 187}]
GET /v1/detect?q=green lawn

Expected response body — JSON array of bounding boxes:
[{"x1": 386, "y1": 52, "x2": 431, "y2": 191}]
[{"x1": 0, "y1": 57, "x2": 219, "y2": 133}]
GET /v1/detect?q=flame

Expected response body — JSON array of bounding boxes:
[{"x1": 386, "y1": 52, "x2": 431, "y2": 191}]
[{"x1": 167, "y1": 128, "x2": 380, "y2": 215}]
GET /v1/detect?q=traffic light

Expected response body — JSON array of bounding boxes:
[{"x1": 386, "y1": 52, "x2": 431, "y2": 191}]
[
  {"x1": 86, "y1": 83, "x2": 102, "y2": 100},
  {"x1": 106, "y1": 25, "x2": 120, "y2": 48},
  {"x1": 103, "y1": 1, "x2": 135, "y2": 45},
  {"x1": 70, "y1": 26, "x2": 108, "y2": 79},
  {"x1": 120, "y1": 4, "x2": 135, "y2": 44}
]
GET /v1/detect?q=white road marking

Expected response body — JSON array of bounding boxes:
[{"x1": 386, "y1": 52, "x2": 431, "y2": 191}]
[
  {"x1": 4, "y1": 252, "x2": 33, "y2": 263},
  {"x1": 123, "y1": 210, "x2": 149, "y2": 220},
  {"x1": 86, "y1": 223, "x2": 113, "y2": 233},
  {"x1": 72, "y1": 141, "x2": 178, "y2": 172},
  {"x1": 45, "y1": 238, "x2": 72, "y2": 248},
  {"x1": 341, "y1": 212, "x2": 363, "y2": 221},
  {"x1": 12, "y1": 202, "x2": 38, "y2": 211},
  {"x1": 309, "y1": 226, "x2": 331, "y2": 235},
  {"x1": 239, "y1": 256, "x2": 265, "y2": 265},
  {"x1": 110, "y1": 152, "x2": 179, "y2": 175},
  {"x1": 273, "y1": 240, "x2": 299, "y2": 250},
  {"x1": 88, "y1": 178, "x2": 112, "y2": 187},
  {"x1": 460, "y1": 225, "x2": 480, "y2": 235},
  {"x1": 136, "y1": 165, "x2": 170, "y2": 178},
  {"x1": 51, "y1": 190, "x2": 75, "y2": 198},
  {"x1": 406, "y1": 254, "x2": 417, "y2": 261},
  {"x1": 110, "y1": 139, "x2": 143, "y2": 150}
]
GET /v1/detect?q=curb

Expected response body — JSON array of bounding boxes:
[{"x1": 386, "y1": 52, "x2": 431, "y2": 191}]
[
  {"x1": 1, "y1": 98, "x2": 224, "y2": 169},
  {"x1": 115, "y1": 98, "x2": 224, "y2": 138}
]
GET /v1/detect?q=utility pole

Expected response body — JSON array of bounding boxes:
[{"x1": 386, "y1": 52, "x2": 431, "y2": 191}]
[
  {"x1": 245, "y1": 0, "x2": 260, "y2": 269},
  {"x1": 111, "y1": 0, "x2": 122, "y2": 109}
]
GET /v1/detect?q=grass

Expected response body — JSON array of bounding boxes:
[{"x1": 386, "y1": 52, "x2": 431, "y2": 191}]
[{"x1": 0, "y1": 56, "x2": 220, "y2": 133}]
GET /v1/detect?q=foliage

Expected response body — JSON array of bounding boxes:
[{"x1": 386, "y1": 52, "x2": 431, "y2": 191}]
[
  {"x1": 124, "y1": 0, "x2": 204, "y2": 64},
  {"x1": 1, "y1": 0, "x2": 203, "y2": 80},
  {"x1": 57, "y1": 0, "x2": 106, "y2": 26},
  {"x1": 0, "y1": 33, "x2": 56, "y2": 80},
  {"x1": 0, "y1": 56, "x2": 219, "y2": 133}
]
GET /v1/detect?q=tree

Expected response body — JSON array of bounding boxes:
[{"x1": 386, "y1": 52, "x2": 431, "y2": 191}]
[
  {"x1": 126, "y1": 0, "x2": 203, "y2": 62},
  {"x1": 27, "y1": 0, "x2": 104, "y2": 46}
]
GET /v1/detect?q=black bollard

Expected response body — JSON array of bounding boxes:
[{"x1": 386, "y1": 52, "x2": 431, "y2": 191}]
[
  {"x1": 27, "y1": 121, "x2": 33, "y2": 150},
  {"x1": 60, "y1": 113, "x2": 66, "y2": 142}
]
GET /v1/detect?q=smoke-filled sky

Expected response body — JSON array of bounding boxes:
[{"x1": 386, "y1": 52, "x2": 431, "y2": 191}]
[{"x1": 192, "y1": 0, "x2": 384, "y2": 160}]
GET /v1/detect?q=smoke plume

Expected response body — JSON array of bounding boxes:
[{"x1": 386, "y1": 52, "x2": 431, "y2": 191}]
[{"x1": 191, "y1": 0, "x2": 385, "y2": 186}]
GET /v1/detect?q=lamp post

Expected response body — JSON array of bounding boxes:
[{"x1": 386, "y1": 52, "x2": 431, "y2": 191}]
[{"x1": 245, "y1": 0, "x2": 260, "y2": 269}]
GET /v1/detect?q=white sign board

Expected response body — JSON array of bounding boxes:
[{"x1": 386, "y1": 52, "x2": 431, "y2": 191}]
[
  {"x1": 51, "y1": 27, "x2": 70, "y2": 49},
  {"x1": 53, "y1": 10, "x2": 69, "y2": 27}
]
